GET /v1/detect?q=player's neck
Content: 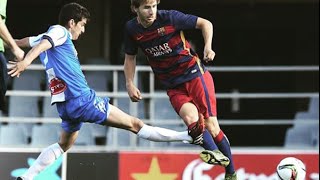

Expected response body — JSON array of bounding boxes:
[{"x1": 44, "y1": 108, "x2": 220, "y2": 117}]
[{"x1": 137, "y1": 16, "x2": 153, "y2": 28}]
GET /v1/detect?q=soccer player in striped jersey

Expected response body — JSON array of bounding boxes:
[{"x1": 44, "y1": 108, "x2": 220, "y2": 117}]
[
  {"x1": 9, "y1": 3, "x2": 201, "y2": 180},
  {"x1": 124, "y1": 0, "x2": 237, "y2": 179}
]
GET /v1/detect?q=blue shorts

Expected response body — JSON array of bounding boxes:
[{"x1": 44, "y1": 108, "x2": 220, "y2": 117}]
[{"x1": 56, "y1": 90, "x2": 110, "y2": 133}]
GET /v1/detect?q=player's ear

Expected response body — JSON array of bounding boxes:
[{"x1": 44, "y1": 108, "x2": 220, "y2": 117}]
[
  {"x1": 68, "y1": 19, "x2": 75, "y2": 28},
  {"x1": 130, "y1": 5, "x2": 137, "y2": 14},
  {"x1": 134, "y1": 5, "x2": 140, "y2": 13}
]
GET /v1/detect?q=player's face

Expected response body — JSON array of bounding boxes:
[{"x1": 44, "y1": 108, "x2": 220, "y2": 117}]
[
  {"x1": 70, "y1": 18, "x2": 87, "y2": 40},
  {"x1": 135, "y1": 0, "x2": 158, "y2": 28}
]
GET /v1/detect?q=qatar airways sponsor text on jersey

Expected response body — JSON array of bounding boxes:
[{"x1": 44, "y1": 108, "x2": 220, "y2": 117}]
[{"x1": 145, "y1": 42, "x2": 173, "y2": 57}]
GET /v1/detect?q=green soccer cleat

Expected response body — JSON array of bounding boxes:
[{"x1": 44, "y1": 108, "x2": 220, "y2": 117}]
[
  {"x1": 225, "y1": 172, "x2": 237, "y2": 180},
  {"x1": 199, "y1": 149, "x2": 230, "y2": 167}
]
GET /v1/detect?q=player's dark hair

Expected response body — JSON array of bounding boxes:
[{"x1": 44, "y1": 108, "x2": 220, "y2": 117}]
[
  {"x1": 59, "y1": 3, "x2": 90, "y2": 26},
  {"x1": 130, "y1": 0, "x2": 160, "y2": 13}
]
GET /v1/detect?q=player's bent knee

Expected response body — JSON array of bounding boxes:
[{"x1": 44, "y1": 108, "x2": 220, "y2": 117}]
[{"x1": 181, "y1": 114, "x2": 198, "y2": 125}]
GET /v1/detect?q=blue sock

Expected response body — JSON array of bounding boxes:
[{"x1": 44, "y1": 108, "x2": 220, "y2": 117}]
[
  {"x1": 215, "y1": 130, "x2": 235, "y2": 174},
  {"x1": 200, "y1": 129, "x2": 218, "y2": 150}
]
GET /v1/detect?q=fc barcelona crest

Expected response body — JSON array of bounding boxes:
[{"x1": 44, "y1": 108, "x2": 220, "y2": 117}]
[{"x1": 157, "y1": 27, "x2": 166, "y2": 36}]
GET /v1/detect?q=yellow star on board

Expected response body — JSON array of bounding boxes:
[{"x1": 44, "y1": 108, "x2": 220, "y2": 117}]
[{"x1": 131, "y1": 157, "x2": 178, "y2": 180}]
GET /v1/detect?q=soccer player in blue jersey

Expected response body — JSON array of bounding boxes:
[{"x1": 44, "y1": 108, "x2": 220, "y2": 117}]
[
  {"x1": 9, "y1": 3, "x2": 202, "y2": 180},
  {"x1": 0, "y1": 0, "x2": 25, "y2": 111},
  {"x1": 124, "y1": 0, "x2": 237, "y2": 179}
]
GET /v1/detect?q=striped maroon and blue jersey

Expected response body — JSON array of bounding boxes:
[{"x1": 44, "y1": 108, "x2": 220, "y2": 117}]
[{"x1": 124, "y1": 10, "x2": 206, "y2": 89}]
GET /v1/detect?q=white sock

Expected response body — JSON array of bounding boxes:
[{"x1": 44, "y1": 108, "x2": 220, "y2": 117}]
[
  {"x1": 137, "y1": 124, "x2": 192, "y2": 142},
  {"x1": 21, "y1": 143, "x2": 64, "y2": 180}
]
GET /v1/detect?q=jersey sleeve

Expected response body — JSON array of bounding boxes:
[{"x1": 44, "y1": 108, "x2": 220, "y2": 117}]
[
  {"x1": 124, "y1": 23, "x2": 138, "y2": 55},
  {"x1": 169, "y1": 10, "x2": 198, "y2": 30},
  {"x1": 0, "y1": 1, "x2": 6, "y2": 19},
  {"x1": 29, "y1": 33, "x2": 45, "y2": 47},
  {"x1": 42, "y1": 25, "x2": 68, "y2": 48}
]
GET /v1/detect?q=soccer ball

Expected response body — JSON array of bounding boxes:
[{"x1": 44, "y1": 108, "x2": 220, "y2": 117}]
[{"x1": 276, "y1": 157, "x2": 306, "y2": 180}]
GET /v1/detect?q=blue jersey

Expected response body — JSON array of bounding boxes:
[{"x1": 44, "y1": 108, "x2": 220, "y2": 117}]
[
  {"x1": 29, "y1": 25, "x2": 90, "y2": 104},
  {"x1": 29, "y1": 25, "x2": 110, "y2": 133},
  {"x1": 124, "y1": 10, "x2": 206, "y2": 89}
]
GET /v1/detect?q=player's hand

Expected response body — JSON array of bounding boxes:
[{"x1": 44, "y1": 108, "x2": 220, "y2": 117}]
[
  {"x1": 12, "y1": 47, "x2": 25, "y2": 62},
  {"x1": 203, "y1": 49, "x2": 215, "y2": 63},
  {"x1": 8, "y1": 60, "x2": 29, "y2": 78},
  {"x1": 126, "y1": 83, "x2": 142, "y2": 102}
]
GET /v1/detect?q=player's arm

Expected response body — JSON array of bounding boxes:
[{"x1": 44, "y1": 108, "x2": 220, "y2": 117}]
[
  {"x1": 0, "y1": 17, "x2": 25, "y2": 61},
  {"x1": 8, "y1": 39, "x2": 52, "y2": 77},
  {"x1": 124, "y1": 54, "x2": 136, "y2": 86},
  {"x1": 195, "y1": 17, "x2": 215, "y2": 62},
  {"x1": 15, "y1": 37, "x2": 31, "y2": 48},
  {"x1": 124, "y1": 53, "x2": 142, "y2": 102}
]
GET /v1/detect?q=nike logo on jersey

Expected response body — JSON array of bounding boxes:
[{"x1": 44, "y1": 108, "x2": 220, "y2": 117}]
[{"x1": 136, "y1": 35, "x2": 144, "y2": 41}]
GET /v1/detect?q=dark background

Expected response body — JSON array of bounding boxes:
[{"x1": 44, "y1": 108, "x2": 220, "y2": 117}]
[
  {"x1": 6, "y1": 0, "x2": 319, "y2": 65},
  {"x1": 5, "y1": 0, "x2": 319, "y2": 146}
]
